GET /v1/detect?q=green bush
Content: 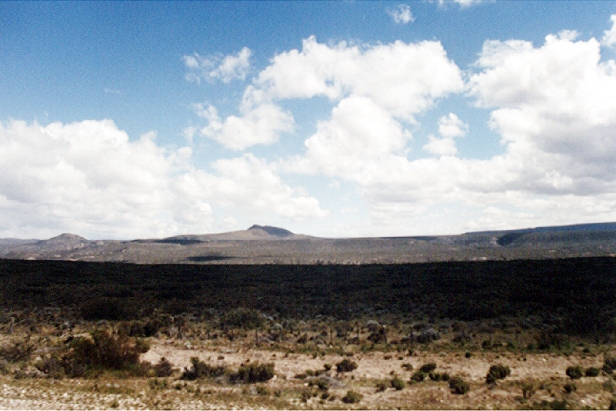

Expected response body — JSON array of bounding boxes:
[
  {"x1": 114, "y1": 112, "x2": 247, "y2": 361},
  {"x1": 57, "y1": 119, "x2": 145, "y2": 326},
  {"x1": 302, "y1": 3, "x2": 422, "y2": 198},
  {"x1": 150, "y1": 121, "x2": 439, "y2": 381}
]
[
  {"x1": 336, "y1": 358, "x2": 358, "y2": 373},
  {"x1": 585, "y1": 367, "x2": 600, "y2": 377},
  {"x1": 391, "y1": 376, "x2": 405, "y2": 390},
  {"x1": 342, "y1": 390, "x2": 362, "y2": 404},
  {"x1": 609, "y1": 397, "x2": 616, "y2": 410},
  {"x1": 564, "y1": 383, "x2": 577, "y2": 394},
  {"x1": 34, "y1": 330, "x2": 151, "y2": 378},
  {"x1": 411, "y1": 370, "x2": 426, "y2": 382},
  {"x1": 67, "y1": 330, "x2": 149, "y2": 377},
  {"x1": 566, "y1": 365, "x2": 583, "y2": 380},
  {"x1": 449, "y1": 376, "x2": 470, "y2": 395},
  {"x1": 420, "y1": 363, "x2": 437, "y2": 373},
  {"x1": 180, "y1": 357, "x2": 227, "y2": 380},
  {"x1": 486, "y1": 364, "x2": 511, "y2": 384},
  {"x1": 231, "y1": 362, "x2": 275, "y2": 383}
]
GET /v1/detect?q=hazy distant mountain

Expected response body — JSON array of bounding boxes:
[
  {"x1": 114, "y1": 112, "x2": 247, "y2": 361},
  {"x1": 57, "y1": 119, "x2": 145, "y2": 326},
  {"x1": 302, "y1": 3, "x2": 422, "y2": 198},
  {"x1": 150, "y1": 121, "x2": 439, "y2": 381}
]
[
  {"x1": 146, "y1": 224, "x2": 308, "y2": 244},
  {"x1": 1, "y1": 222, "x2": 616, "y2": 264}
]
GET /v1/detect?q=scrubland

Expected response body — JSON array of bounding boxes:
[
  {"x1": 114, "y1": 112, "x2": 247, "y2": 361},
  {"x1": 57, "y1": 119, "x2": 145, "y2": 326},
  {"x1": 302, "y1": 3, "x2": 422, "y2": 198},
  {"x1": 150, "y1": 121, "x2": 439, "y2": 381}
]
[{"x1": 0, "y1": 257, "x2": 615, "y2": 409}]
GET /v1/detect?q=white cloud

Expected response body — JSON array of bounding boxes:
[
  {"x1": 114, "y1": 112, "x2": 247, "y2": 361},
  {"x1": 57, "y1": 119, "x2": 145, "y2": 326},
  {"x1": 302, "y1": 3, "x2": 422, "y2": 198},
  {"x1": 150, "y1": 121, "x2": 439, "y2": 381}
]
[
  {"x1": 424, "y1": 113, "x2": 468, "y2": 156},
  {"x1": 181, "y1": 26, "x2": 616, "y2": 237},
  {"x1": 198, "y1": 37, "x2": 462, "y2": 151},
  {"x1": 388, "y1": 4, "x2": 415, "y2": 24},
  {"x1": 423, "y1": 135, "x2": 458, "y2": 156},
  {"x1": 288, "y1": 95, "x2": 412, "y2": 184},
  {"x1": 0, "y1": 120, "x2": 326, "y2": 239},
  {"x1": 602, "y1": 15, "x2": 616, "y2": 47},
  {"x1": 433, "y1": 0, "x2": 485, "y2": 8},
  {"x1": 285, "y1": 30, "x2": 616, "y2": 236},
  {"x1": 199, "y1": 154, "x2": 328, "y2": 221},
  {"x1": 438, "y1": 113, "x2": 468, "y2": 138},
  {"x1": 254, "y1": 36, "x2": 464, "y2": 121},
  {"x1": 183, "y1": 47, "x2": 252, "y2": 83},
  {"x1": 197, "y1": 102, "x2": 295, "y2": 150}
]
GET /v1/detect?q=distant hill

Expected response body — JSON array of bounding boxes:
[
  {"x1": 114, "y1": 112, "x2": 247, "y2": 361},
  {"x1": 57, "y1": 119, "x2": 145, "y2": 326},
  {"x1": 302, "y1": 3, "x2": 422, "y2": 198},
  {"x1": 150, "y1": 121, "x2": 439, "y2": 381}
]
[
  {"x1": 1, "y1": 222, "x2": 616, "y2": 264},
  {"x1": 149, "y1": 224, "x2": 307, "y2": 244}
]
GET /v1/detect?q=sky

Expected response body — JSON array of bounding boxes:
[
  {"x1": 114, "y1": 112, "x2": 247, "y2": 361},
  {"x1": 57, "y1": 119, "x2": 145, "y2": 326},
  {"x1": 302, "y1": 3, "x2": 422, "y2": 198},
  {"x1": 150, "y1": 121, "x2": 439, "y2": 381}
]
[{"x1": 3, "y1": 1, "x2": 616, "y2": 240}]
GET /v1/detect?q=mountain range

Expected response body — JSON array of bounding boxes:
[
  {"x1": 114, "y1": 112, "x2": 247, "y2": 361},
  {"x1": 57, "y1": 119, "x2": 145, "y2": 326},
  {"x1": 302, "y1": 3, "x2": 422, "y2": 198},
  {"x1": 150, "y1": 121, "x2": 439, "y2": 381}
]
[{"x1": 1, "y1": 223, "x2": 616, "y2": 264}]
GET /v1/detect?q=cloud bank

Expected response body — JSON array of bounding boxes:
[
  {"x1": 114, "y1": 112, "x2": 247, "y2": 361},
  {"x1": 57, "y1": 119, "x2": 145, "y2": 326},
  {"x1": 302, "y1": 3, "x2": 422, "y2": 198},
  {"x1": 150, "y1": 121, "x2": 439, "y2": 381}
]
[{"x1": 0, "y1": 120, "x2": 325, "y2": 239}]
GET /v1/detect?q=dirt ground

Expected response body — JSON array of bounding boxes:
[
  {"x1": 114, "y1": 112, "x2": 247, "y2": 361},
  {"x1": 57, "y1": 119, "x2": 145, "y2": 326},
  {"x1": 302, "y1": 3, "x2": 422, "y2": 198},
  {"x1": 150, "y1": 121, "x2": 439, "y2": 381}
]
[{"x1": 0, "y1": 336, "x2": 615, "y2": 410}]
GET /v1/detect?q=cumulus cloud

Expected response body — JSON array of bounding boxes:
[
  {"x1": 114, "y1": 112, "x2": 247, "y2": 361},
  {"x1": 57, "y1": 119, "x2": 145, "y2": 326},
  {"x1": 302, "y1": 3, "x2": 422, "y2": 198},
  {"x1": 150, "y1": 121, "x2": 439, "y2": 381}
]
[
  {"x1": 424, "y1": 113, "x2": 468, "y2": 156},
  {"x1": 197, "y1": 36, "x2": 462, "y2": 152},
  {"x1": 195, "y1": 102, "x2": 295, "y2": 150},
  {"x1": 602, "y1": 15, "x2": 616, "y2": 47},
  {"x1": 290, "y1": 95, "x2": 412, "y2": 183},
  {"x1": 198, "y1": 154, "x2": 328, "y2": 220},
  {"x1": 284, "y1": 30, "x2": 616, "y2": 236},
  {"x1": 183, "y1": 24, "x2": 616, "y2": 237},
  {"x1": 388, "y1": 4, "x2": 415, "y2": 24},
  {"x1": 0, "y1": 120, "x2": 325, "y2": 239},
  {"x1": 254, "y1": 36, "x2": 464, "y2": 121},
  {"x1": 183, "y1": 47, "x2": 252, "y2": 83}
]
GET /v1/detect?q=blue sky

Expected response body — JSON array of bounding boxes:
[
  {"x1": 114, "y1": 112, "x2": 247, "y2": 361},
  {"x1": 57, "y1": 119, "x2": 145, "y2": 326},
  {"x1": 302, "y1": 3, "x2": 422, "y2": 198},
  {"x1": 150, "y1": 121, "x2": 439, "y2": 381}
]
[{"x1": 2, "y1": 1, "x2": 616, "y2": 239}]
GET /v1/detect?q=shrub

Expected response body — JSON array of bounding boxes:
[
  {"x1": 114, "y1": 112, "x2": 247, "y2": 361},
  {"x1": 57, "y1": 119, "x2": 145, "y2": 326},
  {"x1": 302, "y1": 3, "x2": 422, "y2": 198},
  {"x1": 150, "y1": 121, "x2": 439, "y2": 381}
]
[
  {"x1": 420, "y1": 363, "x2": 437, "y2": 373},
  {"x1": 336, "y1": 358, "x2": 358, "y2": 373},
  {"x1": 401, "y1": 362, "x2": 413, "y2": 371},
  {"x1": 486, "y1": 364, "x2": 511, "y2": 384},
  {"x1": 376, "y1": 381, "x2": 387, "y2": 392},
  {"x1": 522, "y1": 380, "x2": 537, "y2": 399},
  {"x1": 585, "y1": 367, "x2": 600, "y2": 377},
  {"x1": 181, "y1": 357, "x2": 227, "y2": 380},
  {"x1": 64, "y1": 330, "x2": 149, "y2": 377},
  {"x1": 566, "y1": 365, "x2": 583, "y2": 380},
  {"x1": 153, "y1": 357, "x2": 174, "y2": 377},
  {"x1": 34, "y1": 355, "x2": 65, "y2": 379},
  {"x1": 316, "y1": 378, "x2": 329, "y2": 391},
  {"x1": 223, "y1": 308, "x2": 264, "y2": 330},
  {"x1": 256, "y1": 385, "x2": 270, "y2": 396},
  {"x1": 411, "y1": 370, "x2": 426, "y2": 382},
  {"x1": 449, "y1": 376, "x2": 470, "y2": 395},
  {"x1": 609, "y1": 397, "x2": 616, "y2": 410},
  {"x1": 231, "y1": 362, "x2": 275, "y2": 383},
  {"x1": 604, "y1": 356, "x2": 616, "y2": 374},
  {"x1": 391, "y1": 376, "x2": 405, "y2": 390},
  {"x1": 342, "y1": 390, "x2": 362, "y2": 404},
  {"x1": 0, "y1": 339, "x2": 35, "y2": 363},
  {"x1": 429, "y1": 372, "x2": 450, "y2": 381},
  {"x1": 564, "y1": 383, "x2": 577, "y2": 394},
  {"x1": 81, "y1": 297, "x2": 137, "y2": 321}
]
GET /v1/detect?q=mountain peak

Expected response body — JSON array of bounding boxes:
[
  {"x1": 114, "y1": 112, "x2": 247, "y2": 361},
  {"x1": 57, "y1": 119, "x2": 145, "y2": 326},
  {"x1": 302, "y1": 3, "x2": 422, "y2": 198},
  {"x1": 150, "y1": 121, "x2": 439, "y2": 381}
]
[
  {"x1": 47, "y1": 233, "x2": 88, "y2": 243},
  {"x1": 248, "y1": 225, "x2": 294, "y2": 237}
]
